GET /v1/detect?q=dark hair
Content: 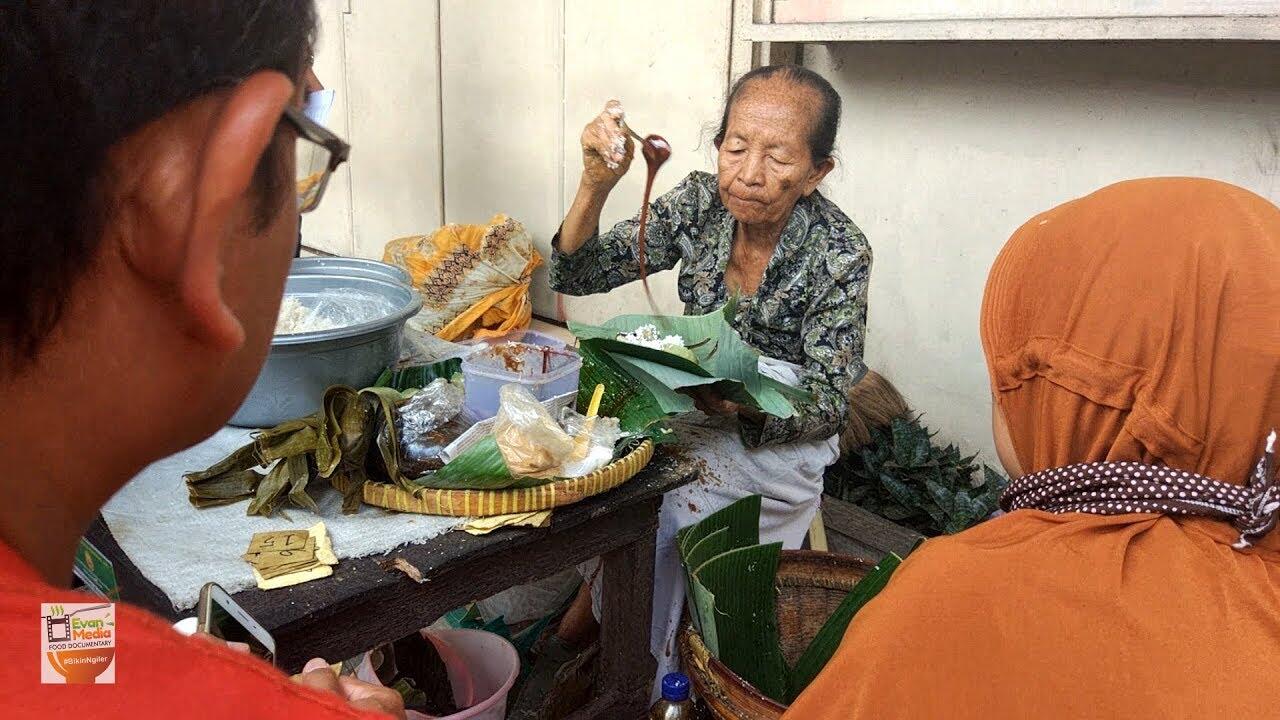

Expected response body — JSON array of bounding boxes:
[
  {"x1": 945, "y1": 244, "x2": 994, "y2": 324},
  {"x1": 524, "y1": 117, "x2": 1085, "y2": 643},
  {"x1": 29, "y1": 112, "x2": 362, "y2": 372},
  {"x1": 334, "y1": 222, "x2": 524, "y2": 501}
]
[
  {"x1": 0, "y1": 0, "x2": 317, "y2": 364},
  {"x1": 714, "y1": 64, "x2": 841, "y2": 163}
]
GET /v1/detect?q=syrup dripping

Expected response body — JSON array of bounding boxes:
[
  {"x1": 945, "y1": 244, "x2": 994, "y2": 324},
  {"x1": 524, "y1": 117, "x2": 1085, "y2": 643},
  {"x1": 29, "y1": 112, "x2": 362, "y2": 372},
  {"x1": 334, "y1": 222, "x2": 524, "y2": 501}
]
[
  {"x1": 635, "y1": 134, "x2": 672, "y2": 309},
  {"x1": 557, "y1": 131, "x2": 672, "y2": 323}
]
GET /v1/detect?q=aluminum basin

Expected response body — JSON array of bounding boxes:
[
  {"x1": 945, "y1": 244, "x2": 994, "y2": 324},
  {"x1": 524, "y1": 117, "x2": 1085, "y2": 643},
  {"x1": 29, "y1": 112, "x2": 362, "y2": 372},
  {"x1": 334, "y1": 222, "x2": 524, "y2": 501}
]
[
  {"x1": 229, "y1": 269, "x2": 422, "y2": 428},
  {"x1": 290, "y1": 256, "x2": 411, "y2": 285}
]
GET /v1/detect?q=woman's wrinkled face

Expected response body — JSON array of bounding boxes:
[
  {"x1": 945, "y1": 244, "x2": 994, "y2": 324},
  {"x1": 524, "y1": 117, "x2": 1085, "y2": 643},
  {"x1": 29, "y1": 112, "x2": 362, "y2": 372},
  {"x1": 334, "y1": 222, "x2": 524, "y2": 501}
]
[{"x1": 716, "y1": 77, "x2": 832, "y2": 227}]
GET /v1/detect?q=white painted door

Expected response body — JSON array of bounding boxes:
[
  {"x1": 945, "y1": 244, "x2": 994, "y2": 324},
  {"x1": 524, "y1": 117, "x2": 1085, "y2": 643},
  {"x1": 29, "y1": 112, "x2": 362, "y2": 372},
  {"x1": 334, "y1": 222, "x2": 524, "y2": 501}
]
[{"x1": 303, "y1": 0, "x2": 444, "y2": 259}]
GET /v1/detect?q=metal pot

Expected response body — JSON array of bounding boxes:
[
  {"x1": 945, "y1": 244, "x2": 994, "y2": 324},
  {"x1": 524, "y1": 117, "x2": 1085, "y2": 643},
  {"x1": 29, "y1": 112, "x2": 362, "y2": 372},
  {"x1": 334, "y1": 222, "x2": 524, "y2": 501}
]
[
  {"x1": 290, "y1": 256, "x2": 412, "y2": 285},
  {"x1": 228, "y1": 268, "x2": 422, "y2": 428}
]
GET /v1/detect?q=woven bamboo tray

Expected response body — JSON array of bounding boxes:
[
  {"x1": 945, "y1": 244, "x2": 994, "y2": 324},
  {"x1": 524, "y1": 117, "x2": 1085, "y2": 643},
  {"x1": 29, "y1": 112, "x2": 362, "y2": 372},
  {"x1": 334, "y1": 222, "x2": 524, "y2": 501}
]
[
  {"x1": 362, "y1": 439, "x2": 654, "y2": 517},
  {"x1": 679, "y1": 550, "x2": 875, "y2": 720}
]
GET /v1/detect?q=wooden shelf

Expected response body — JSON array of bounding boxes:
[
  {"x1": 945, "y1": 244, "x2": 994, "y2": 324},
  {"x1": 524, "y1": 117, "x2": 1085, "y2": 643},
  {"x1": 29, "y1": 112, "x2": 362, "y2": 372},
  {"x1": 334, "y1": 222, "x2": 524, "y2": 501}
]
[
  {"x1": 739, "y1": 15, "x2": 1280, "y2": 42},
  {"x1": 734, "y1": 0, "x2": 1280, "y2": 45}
]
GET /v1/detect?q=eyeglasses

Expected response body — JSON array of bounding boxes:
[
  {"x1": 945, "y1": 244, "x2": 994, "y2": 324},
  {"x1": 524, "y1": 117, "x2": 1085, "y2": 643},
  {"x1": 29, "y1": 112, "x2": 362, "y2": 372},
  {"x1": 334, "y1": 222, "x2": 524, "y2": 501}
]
[{"x1": 282, "y1": 104, "x2": 349, "y2": 213}]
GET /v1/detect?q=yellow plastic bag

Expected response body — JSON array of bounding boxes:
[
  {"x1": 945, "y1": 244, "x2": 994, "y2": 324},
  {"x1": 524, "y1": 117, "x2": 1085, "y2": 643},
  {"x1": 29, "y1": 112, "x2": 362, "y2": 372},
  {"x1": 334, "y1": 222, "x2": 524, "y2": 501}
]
[{"x1": 384, "y1": 214, "x2": 542, "y2": 341}]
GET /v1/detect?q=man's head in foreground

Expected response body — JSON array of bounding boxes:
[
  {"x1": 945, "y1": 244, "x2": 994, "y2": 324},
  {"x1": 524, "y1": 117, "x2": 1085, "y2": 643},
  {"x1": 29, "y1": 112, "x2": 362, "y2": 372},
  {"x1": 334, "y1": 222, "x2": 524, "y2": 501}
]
[{"x1": 0, "y1": 0, "x2": 315, "y2": 582}]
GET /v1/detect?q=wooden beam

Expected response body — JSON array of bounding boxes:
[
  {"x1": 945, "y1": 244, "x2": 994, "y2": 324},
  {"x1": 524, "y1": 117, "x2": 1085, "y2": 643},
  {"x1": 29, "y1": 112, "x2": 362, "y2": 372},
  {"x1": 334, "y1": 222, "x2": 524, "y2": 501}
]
[
  {"x1": 729, "y1": 0, "x2": 759, "y2": 84},
  {"x1": 820, "y1": 496, "x2": 924, "y2": 563}
]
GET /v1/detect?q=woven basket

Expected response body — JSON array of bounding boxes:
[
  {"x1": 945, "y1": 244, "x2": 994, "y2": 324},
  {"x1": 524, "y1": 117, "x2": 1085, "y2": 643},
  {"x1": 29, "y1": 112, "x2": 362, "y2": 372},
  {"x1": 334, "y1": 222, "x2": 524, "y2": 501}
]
[
  {"x1": 361, "y1": 439, "x2": 653, "y2": 516},
  {"x1": 679, "y1": 550, "x2": 875, "y2": 720}
]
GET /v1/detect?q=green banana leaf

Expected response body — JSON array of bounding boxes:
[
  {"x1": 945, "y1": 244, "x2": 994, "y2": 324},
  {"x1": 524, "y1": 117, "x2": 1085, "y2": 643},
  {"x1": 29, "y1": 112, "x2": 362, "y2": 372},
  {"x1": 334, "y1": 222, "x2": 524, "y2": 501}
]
[
  {"x1": 688, "y1": 574, "x2": 720, "y2": 657},
  {"x1": 675, "y1": 489, "x2": 762, "y2": 686},
  {"x1": 693, "y1": 542, "x2": 788, "y2": 702},
  {"x1": 685, "y1": 528, "x2": 732, "y2": 580},
  {"x1": 576, "y1": 338, "x2": 673, "y2": 436},
  {"x1": 681, "y1": 528, "x2": 730, "y2": 637},
  {"x1": 375, "y1": 358, "x2": 463, "y2": 392},
  {"x1": 786, "y1": 552, "x2": 903, "y2": 701},
  {"x1": 611, "y1": 353, "x2": 798, "y2": 419},
  {"x1": 606, "y1": 352, "x2": 699, "y2": 413},
  {"x1": 677, "y1": 494, "x2": 763, "y2": 621},
  {"x1": 570, "y1": 305, "x2": 810, "y2": 419},
  {"x1": 411, "y1": 435, "x2": 550, "y2": 491},
  {"x1": 420, "y1": 435, "x2": 512, "y2": 488},
  {"x1": 677, "y1": 494, "x2": 762, "y2": 558},
  {"x1": 671, "y1": 494, "x2": 906, "y2": 705}
]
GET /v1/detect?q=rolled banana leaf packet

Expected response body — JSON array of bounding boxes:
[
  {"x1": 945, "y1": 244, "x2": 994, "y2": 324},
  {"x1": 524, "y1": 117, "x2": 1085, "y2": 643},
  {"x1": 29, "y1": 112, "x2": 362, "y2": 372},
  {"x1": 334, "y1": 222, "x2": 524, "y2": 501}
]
[{"x1": 186, "y1": 385, "x2": 415, "y2": 517}]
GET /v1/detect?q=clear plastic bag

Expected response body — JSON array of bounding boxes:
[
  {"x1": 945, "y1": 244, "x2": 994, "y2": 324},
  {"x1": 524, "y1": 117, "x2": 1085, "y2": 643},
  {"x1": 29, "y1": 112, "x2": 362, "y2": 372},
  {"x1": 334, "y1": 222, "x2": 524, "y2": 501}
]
[
  {"x1": 398, "y1": 328, "x2": 472, "y2": 367},
  {"x1": 274, "y1": 290, "x2": 398, "y2": 335},
  {"x1": 396, "y1": 378, "x2": 466, "y2": 476},
  {"x1": 493, "y1": 384, "x2": 574, "y2": 479},
  {"x1": 558, "y1": 407, "x2": 621, "y2": 478}
]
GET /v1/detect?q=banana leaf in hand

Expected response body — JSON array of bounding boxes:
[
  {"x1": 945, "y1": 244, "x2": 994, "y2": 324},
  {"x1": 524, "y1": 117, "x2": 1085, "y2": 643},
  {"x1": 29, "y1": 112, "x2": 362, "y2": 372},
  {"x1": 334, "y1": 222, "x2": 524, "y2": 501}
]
[
  {"x1": 570, "y1": 305, "x2": 809, "y2": 420},
  {"x1": 575, "y1": 339, "x2": 677, "y2": 437}
]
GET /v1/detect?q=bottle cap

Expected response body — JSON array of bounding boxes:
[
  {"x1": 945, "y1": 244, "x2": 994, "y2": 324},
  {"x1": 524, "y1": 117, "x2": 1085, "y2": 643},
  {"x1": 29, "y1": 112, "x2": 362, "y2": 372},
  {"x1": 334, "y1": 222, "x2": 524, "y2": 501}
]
[{"x1": 661, "y1": 672, "x2": 690, "y2": 702}]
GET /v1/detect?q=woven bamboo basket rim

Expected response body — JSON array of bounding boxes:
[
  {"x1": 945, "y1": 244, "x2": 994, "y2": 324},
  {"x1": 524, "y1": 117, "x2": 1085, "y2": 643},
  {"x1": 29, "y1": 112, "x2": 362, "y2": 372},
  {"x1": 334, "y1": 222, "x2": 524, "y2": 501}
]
[
  {"x1": 774, "y1": 549, "x2": 876, "y2": 589},
  {"x1": 681, "y1": 623, "x2": 787, "y2": 718},
  {"x1": 361, "y1": 439, "x2": 654, "y2": 516},
  {"x1": 678, "y1": 550, "x2": 875, "y2": 719}
]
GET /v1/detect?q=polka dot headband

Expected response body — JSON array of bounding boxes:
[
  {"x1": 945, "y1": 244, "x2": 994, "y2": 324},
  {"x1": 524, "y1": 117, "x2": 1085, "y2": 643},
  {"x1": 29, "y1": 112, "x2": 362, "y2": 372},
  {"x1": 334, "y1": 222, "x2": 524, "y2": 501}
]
[{"x1": 1001, "y1": 431, "x2": 1279, "y2": 550}]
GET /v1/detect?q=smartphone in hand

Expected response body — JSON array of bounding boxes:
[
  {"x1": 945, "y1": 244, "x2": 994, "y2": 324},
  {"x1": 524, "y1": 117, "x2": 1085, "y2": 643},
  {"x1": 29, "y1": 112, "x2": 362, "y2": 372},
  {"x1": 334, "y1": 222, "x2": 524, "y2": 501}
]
[{"x1": 197, "y1": 582, "x2": 277, "y2": 666}]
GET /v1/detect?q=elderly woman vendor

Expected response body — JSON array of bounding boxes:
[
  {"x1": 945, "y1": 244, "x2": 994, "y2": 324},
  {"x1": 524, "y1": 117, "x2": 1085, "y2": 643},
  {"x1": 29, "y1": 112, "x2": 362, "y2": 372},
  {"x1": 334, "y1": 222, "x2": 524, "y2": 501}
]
[{"x1": 550, "y1": 65, "x2": 871, "y2": 688}]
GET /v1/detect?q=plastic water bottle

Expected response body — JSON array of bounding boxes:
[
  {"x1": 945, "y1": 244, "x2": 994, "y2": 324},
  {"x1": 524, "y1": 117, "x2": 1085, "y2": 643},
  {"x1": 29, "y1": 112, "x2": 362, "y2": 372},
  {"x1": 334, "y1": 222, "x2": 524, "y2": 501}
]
[{"x1": 650, "y1": 672, "x2": 694, "y2": 719}]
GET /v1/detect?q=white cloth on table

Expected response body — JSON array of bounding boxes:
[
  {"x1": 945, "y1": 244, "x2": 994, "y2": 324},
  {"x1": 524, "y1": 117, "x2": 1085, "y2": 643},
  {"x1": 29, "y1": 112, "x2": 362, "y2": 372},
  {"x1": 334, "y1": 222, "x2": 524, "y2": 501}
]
[
  {"x1": 100, "y1": 427, "x2": 462, "y2": 611},
  {"x1": 583, "y1": 357, "x2": 840, "y2": 700}
]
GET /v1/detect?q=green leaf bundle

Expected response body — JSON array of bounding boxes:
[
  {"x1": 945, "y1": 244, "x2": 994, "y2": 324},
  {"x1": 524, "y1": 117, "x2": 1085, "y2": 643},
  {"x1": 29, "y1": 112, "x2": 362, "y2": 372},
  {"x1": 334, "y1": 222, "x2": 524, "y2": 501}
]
[
  {"x1": 678, "y1": 495, "x2": 905, "y2": 705},
  {"x1": 824, "y1": 414, "x2": 1007, "y2": 536},
  {"x1": 187, "y1": 386, "x2": 419, "y2": 516},
  {"x1": 570, "y1": 306, "x2": 810, "y2": 421}
]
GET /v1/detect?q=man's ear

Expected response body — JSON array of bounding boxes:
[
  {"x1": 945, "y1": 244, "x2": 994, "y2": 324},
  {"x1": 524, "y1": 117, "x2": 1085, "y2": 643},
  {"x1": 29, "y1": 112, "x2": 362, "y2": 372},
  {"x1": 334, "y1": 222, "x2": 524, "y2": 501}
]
[
  {"x1": 803, "y1": 156, "x2": 835, "y2": 196},
  {"x1": 180, "y1": 70, "x2": 295, "y2": 353}
]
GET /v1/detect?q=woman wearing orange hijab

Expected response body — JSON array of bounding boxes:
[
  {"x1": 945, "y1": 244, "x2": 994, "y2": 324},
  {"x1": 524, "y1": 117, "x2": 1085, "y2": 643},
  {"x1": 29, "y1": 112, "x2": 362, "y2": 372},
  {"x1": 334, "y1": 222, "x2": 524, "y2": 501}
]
[{"x1": 787, "y1": 177, "x2": 1280, "y2": 719}]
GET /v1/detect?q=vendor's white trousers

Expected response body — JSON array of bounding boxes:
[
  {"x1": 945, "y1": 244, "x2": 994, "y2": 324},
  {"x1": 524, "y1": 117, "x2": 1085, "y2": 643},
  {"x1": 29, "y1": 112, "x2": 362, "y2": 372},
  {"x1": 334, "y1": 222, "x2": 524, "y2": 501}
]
[{"x1": 587, "y1": 360, "x2": 840, "y2": 699}]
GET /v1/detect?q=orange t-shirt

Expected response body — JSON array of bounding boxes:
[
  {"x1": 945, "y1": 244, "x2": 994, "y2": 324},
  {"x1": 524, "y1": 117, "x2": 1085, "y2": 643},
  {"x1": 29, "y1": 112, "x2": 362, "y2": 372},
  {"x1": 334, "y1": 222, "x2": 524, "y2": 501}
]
[{"x1": 0, "y1": 540, "x2": 390, "y2": 718}]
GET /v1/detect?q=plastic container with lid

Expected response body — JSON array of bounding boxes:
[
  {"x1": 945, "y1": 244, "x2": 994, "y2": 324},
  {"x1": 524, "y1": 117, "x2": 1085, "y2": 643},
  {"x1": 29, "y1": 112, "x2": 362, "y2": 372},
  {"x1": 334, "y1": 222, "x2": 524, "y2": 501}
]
[
  {"x1": 461, "y1": 341, "x2": 581, "y2": 421},
  {"x1": 459, "y1": 328, "x2": 569, "y2": 351}
]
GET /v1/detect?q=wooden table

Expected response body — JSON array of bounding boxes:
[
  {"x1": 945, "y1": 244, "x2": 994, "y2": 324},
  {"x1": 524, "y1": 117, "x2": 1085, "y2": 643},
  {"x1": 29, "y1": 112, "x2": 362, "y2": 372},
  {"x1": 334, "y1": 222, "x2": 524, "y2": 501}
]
[{"x1": 86, "y1": 449, "x2": 698, "y2": 719}]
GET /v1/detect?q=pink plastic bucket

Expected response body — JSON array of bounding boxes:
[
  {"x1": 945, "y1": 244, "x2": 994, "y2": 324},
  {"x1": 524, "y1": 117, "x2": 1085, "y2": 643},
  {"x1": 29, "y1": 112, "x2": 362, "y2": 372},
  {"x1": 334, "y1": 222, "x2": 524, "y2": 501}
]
[{"x1": 405, "y1": 628, "x2": 520, "y2": 720}]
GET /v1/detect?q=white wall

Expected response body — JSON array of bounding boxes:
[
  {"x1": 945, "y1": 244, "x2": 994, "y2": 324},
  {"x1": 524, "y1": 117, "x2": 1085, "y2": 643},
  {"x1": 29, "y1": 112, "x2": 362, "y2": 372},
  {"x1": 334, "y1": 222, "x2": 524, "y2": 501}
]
[
  {"x1": 805, "y1": 40, "x2": 1280, "y2": 462},
  {"x1": 438, "y1": 0, "x2": 732, "y2": 321}
]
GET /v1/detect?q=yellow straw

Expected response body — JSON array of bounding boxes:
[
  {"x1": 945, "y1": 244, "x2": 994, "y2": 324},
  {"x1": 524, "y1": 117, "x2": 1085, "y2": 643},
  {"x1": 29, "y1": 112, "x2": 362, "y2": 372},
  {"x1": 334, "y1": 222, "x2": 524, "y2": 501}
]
[
  {"x1": 572, "y1": 384, "x2": 606, "y2": 461},
  {"x1": 586, "y1": 383, "x2": 604, "y2": 418}
]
